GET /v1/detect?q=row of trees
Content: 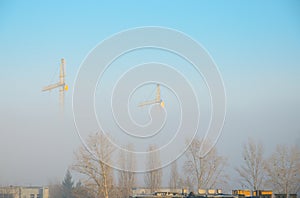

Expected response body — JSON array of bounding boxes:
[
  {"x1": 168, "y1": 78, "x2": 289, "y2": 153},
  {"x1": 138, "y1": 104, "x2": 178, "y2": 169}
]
[
  {"x1": 58, "y1": 133, "x2": 299, "y2": 198},
  {"x1": 236, "y1": 139, "x2": 300, "y2": 195}
]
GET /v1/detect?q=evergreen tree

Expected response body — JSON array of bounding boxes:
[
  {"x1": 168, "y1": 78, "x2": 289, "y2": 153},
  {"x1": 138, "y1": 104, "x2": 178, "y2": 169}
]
[{"x1": 62, "y1": 170, "x2": 74, "y2": 198}]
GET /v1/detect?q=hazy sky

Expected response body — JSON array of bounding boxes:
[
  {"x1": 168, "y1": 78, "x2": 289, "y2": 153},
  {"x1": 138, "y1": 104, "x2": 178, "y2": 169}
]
[{"x1": 0, "y1": 0, "x2": 300, "y2": 187}]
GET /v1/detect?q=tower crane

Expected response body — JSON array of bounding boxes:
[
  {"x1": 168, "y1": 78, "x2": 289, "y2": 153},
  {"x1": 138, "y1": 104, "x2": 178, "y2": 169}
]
[
  {"x1": 42, "y1": 58, "x2": 68, "y2": 108},
  {"x1": 138, "y1": 84, "x2": 165, "y2": 108}
]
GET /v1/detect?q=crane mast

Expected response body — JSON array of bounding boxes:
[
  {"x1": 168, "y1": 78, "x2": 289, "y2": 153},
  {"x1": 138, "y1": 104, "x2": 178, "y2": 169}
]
[
  {"x1": 59, "y1": 58, "x2": 66, "y2": 107},
  {"x1": 42, "y1": 58, "x2": 68, "y2": 109}
]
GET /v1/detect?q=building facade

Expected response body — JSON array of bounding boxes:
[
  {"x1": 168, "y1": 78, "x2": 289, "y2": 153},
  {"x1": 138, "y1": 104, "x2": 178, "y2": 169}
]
[{"x1": 0, "y1": 186, "x2": 49, "y2": 198}]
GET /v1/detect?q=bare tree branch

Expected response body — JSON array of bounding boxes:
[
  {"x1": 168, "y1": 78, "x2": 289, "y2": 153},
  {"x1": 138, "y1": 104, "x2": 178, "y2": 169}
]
[
  {"x1": 265, "y1": 144, "x2": 300, "y2": 195},
  {"x1": 72, "y1": 132, "x2": 115, "y2": 198},
  {"x1": 235, "y1": 139, "x2": 265, "y2": 191},
  {"x1": 169, "y1": 160, "x2": 179, "y2": 189},
  {"x1": 118, "y1": 143, "x2": 136, "y2": 198},
  {"x1": 144, "y1": 144, "x2": 162, "y2": 192},
  {"x1": 184, "y1": 138, "x2": 228, "y2": 191}
]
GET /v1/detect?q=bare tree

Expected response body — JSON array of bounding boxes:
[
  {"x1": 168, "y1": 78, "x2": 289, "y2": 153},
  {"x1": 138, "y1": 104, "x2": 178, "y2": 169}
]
[
  {"x1": 144, "y1": 144, "x2": 162, "y2": 192},
  {"x1": 47, "y1": 180, "x2": 63, "y2": 198},
  {"x1": 73, "y1": 180, "x2": 93, "y2": 198},
  {"x1": 235, "y1": 139, "x2": 265, "y2": 191},
  {"x1": 184, "y1": 138, "x2": 228, "y2": 190},
  {"x1": 177, "y1": 175, "x2": 194, "y2": 193},
  {"x1": 72, "y1": 132, "x2": 115, "y2": 198},
  {"x1": 118, "y1": 144, "x2": 136, "y2": 198},
  {"x1": 169, "y1": 160, "x2": 179, "y2": 189},
  {"x1": 265, "y1": 144, "x2": 300, "y2": 196}
]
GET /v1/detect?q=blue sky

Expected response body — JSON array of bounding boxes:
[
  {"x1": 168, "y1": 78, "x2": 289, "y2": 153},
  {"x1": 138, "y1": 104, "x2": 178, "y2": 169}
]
[{"x1": 0, "y1": 0, "x2": 299, "y2": 187}]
